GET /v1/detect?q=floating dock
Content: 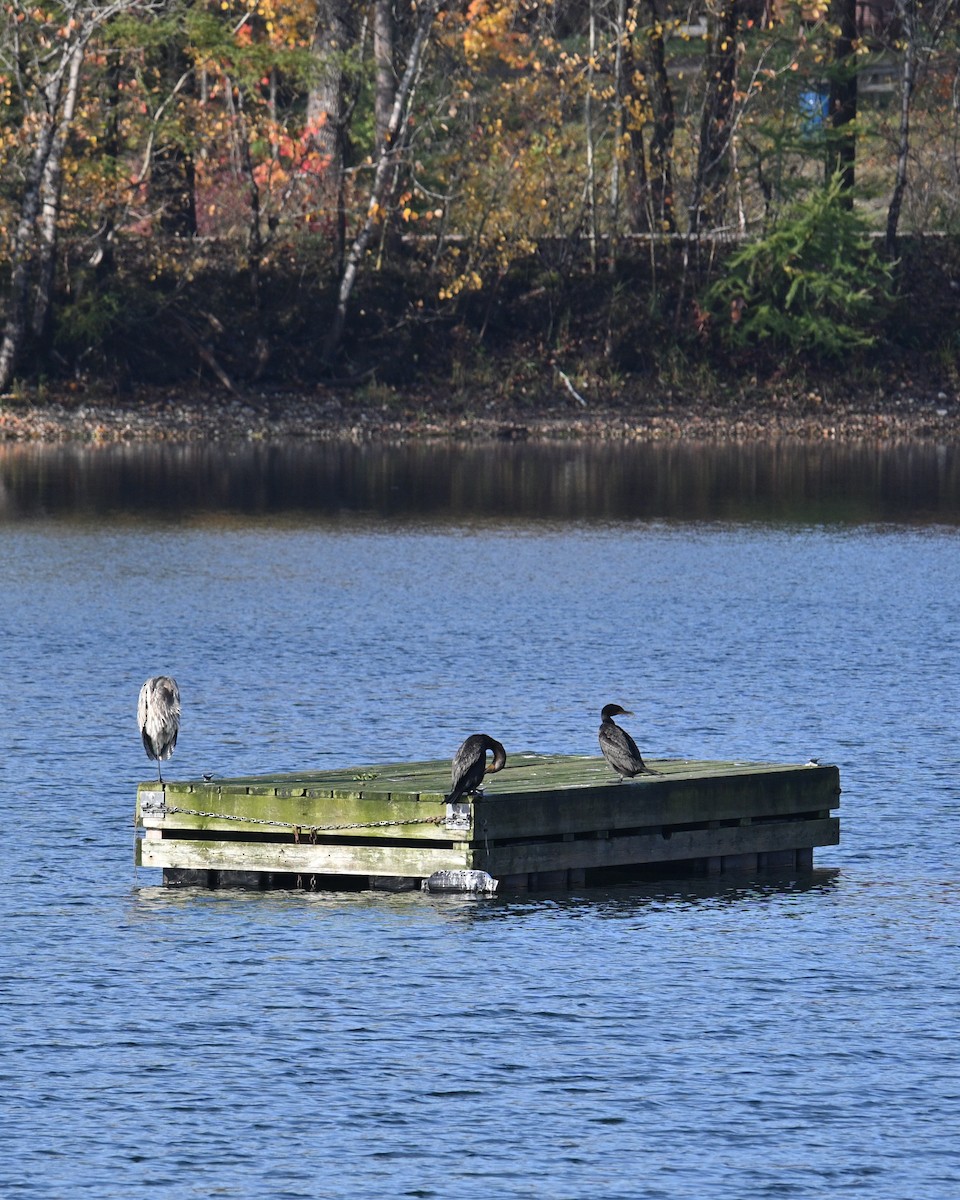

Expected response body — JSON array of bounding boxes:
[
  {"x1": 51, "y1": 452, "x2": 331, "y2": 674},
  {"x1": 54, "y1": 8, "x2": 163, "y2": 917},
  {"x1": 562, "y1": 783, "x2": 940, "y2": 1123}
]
[{"x1": 135, "y1": 754, "x2": 841, "y2": 892}]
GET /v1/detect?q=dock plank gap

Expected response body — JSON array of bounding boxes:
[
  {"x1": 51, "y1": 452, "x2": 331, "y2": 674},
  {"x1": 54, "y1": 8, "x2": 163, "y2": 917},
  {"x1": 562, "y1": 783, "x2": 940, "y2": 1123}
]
[{"x1": 135, "y1": 754, "x2": 841, "y2": 893}]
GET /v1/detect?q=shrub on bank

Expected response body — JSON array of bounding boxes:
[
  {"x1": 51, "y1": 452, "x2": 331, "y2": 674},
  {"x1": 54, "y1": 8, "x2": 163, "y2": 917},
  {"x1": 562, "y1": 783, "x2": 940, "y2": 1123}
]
[{"x1": 702, "y1": 176, "x2": 897, "y2": 367}]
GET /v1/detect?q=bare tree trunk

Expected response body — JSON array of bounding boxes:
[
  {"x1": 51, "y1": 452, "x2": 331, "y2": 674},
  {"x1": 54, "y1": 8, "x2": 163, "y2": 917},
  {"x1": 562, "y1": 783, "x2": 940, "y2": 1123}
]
[
  {"x1": 691, "y1": 0, "x2": 741, "y2": 233},
  {"x1": 885, "y1": 0, "x2": 916, "y2": 255},
  {"x1": 885, "y1": 0, "x2": 952, "y2": 255},
  {"x1": 307, "y1": 0, "x2": 347, "y2": 169},
  {"x1": 618, "y1": 0, "x2": 675, "y2": 235},
  {"x1": 372, "y1": 0, "x2": 402, "y2": 265},
  {"x1": 31, "y1": 44, "x2": 85, "y2": 342},
  {"x1": 608, "y1": 0, "x2": 627, "y2": 269},
  {"x1": 0, "y1": 0, "x2": 155, "y2": 391},
  {"x1": 645, "y1": 0, "x2": 676, "y2": 233},
  {"x1": 827, "y1": 0, "x2": 858, "y2": 203},
  {"x1": 93, "y1": 53, "x2": 123, "y2": 282},
  {"x1": 619, "y1": 5, "x2": 650, "y2": 234},
  {"x1": 308, "y1": 0, "x2": 352, "y2": 259},
  {"x1": 373, "y1": 0, "x2": 395, "y2": 153},
  {"x1": 235, "y1": 91, "x2": 263, "y2": 309},
  {"x1": 0, "y1": 103, "x2": 61, "y2": 391},
  {"x1": 151, "y1": 37, "x2": 198, "y2": 236},
  {"x1": 585, "y1": 0, "x2": 598, "y2": 272},
  {"x1": 322, "y1": 0, "x2": 437, "y2": 364},
  {"x1": 0, "y1": 21, "x2": 82, "y2": 393}
]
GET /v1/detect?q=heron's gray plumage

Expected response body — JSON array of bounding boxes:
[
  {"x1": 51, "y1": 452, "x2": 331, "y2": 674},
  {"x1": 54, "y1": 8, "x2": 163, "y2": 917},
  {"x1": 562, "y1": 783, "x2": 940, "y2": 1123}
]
[
  {"x1": 446, "y1": 734, "x2": 507, "y2": 804},
  {"x1": 138, "y1": 675, "x2": 180, "y2": 783},
  {"x1": 598, "y1": 703, "x2": 659, "y2": 780}
]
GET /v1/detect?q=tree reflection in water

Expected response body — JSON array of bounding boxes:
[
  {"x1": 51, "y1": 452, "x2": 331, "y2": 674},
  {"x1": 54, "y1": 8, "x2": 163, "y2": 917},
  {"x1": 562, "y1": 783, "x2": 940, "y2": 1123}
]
[{"x1": 0, "y1": 441, "x2": 957, "y2": 525}]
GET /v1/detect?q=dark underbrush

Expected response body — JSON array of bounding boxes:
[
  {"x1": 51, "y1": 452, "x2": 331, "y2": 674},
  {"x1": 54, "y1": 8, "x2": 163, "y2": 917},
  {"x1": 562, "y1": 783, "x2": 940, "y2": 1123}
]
[{"x1": 5, "y1": 231, "x2": 959, "y2": 410}]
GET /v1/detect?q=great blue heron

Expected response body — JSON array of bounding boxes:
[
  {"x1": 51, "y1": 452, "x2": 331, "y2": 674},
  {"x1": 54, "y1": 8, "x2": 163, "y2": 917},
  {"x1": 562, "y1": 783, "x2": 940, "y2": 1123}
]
[
  {"x1": 138, "y1": 675, "x2": 180, "y2": 784},
  {"x1": 598, "y1": 703, "x2": 660, "y2": 781},
  {"x1": 446, "y1": 734, "x2": 507, "y2": 804}
]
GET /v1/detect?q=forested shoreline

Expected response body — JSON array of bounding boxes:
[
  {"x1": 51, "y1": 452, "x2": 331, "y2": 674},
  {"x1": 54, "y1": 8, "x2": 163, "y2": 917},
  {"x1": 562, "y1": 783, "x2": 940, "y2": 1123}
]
[{"x1": 1, "y1": 0, "x2": 958, "y2": 407}]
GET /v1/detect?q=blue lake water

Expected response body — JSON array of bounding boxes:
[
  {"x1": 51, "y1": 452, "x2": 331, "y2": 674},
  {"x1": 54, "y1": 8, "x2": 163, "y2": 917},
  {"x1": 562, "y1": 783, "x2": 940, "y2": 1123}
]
[{"x1": 2, "y1": 442, "x2": 959, "y2": 1198}]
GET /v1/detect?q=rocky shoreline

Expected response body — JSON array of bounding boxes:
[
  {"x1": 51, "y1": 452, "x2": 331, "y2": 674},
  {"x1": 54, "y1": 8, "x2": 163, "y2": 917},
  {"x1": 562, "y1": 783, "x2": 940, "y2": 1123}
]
[{"x1": 1, "y1": 378, "x2": 959, "y2": 444}]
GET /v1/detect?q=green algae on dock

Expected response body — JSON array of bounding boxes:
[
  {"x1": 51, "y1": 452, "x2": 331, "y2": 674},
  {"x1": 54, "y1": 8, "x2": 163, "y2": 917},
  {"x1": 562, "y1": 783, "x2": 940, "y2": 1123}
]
[{"x1": 136, "y1": 753, "x2": 841, "y2": 892}]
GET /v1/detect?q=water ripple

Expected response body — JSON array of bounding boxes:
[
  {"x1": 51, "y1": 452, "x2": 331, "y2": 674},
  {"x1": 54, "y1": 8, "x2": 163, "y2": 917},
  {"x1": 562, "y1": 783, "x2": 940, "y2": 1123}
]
[{"x1": 3, "y1": 512, "x2": 960, "y2": 1198}]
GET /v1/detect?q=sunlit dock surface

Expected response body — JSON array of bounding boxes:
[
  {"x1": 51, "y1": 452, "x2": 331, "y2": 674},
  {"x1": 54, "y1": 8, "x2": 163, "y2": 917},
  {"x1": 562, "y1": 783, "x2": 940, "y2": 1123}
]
[{"x1": 136, "y1": 754, "x2": 841, "y2": 893}]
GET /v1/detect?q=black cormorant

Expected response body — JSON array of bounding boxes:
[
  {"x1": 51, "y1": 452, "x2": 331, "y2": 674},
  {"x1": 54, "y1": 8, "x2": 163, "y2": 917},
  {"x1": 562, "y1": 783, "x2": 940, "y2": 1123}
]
[
  {"x1": 446, "y1": 734, "x2": 507, "y2": 804},
  {"x1": 138, "y1": 675, "x2": 181, "y2": 784},
  {"x1": 598, "y1": 703, "x2": 659, "y2": 781}
]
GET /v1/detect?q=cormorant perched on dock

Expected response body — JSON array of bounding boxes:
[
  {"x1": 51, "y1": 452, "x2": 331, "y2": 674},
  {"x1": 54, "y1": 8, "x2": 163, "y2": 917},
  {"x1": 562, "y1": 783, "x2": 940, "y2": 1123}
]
[
  {"x1": 446, "y1": 734, "x2": 507, "y2": 804},
  {"x1": 598, "y1": 703, "x2": 660, "y2": 781},
  {"x1": 138, "y1": 675, "x2": 181, "y2": 784}
]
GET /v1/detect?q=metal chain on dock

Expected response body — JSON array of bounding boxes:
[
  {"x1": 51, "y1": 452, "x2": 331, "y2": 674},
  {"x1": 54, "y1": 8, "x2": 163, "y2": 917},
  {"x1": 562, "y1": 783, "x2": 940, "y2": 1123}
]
[{"x1": 157, "y1": 801, "x2": 447, "y2": 834}]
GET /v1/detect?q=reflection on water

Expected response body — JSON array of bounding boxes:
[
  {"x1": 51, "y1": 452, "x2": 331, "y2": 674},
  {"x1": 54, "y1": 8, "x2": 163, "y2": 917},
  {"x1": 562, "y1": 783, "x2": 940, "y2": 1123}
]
[
  {"x1": 131, "y1": 867, "x2": 842, "y2": 922},
  {"x1": 1, "y1": 440, "x2": 958, "y2": 523}
]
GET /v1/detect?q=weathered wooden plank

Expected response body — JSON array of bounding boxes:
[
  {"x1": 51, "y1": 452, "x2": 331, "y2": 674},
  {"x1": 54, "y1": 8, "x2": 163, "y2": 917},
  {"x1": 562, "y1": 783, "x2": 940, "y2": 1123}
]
[
  {"x1": 473, "y1": 817, "x2": 840, "y2": 876},
  {"x1": 233, "y1": 758, "x2": 449, "y2": 785},
  {"x1": 137, "y1": 785, "x2": 467, "y2": 841},
  {"x1": 472, "y1": 764, "x2": 840, "y2": 839},
  {"x1": 139, "y1": 838, "x2": 471, "y2": 877},
  {"x1": 152, "y1": 758, "x2": 452, "y2": 798},
  {"x1": 140, "y1": 815, "x2": 837, "y2": 880},
  {"x1": 142, "y1": 755, "x2": 828, "y2": 801},
  {"x1": 456, "y1": 756, "x2": 829, "y2": 793}
]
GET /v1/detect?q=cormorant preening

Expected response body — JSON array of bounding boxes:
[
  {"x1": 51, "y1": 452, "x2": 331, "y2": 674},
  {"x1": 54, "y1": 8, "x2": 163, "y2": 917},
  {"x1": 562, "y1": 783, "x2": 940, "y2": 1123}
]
[
  {"x1": 598, "y1": 703, "x2": 659, "y2": 781},
  {"x1": 138, "y1": 675, "x2": 181, "y2": 784},
  {"x1": 446, "y1": 734, "x2": 507, "y2": 804}
]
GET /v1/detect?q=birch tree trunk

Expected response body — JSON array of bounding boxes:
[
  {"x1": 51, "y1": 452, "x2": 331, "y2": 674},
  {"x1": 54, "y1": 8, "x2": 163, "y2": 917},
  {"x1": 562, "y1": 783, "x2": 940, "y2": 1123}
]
[
  {"x1": 31, "y1": 44, "x2": 85, "y2": 342},
  {"x1": 0, "y1": 96, "x2": 62, "y2": 391},
  {"x1": 322, "y1": 0, "x2": 437, "y2": 364},
  {"x1": 0, "y1": 0, "x2": 150, "y2": 392},
  {"x1": 885, "y1": 0, "x2": 952, "y2": 255}
]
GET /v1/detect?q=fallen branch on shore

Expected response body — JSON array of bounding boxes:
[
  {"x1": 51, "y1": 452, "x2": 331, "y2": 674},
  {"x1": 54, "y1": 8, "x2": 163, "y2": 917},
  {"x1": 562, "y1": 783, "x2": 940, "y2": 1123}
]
[{"x1": 557, "y1": 369, "x2": 588, "y2": 407}]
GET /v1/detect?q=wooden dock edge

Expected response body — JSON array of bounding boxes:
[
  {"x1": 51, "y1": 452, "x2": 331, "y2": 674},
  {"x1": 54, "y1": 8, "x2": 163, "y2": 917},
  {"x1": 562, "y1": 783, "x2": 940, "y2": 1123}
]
[{"x1": 136, "y1": 756, "x2": 841, "y2": 894}]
